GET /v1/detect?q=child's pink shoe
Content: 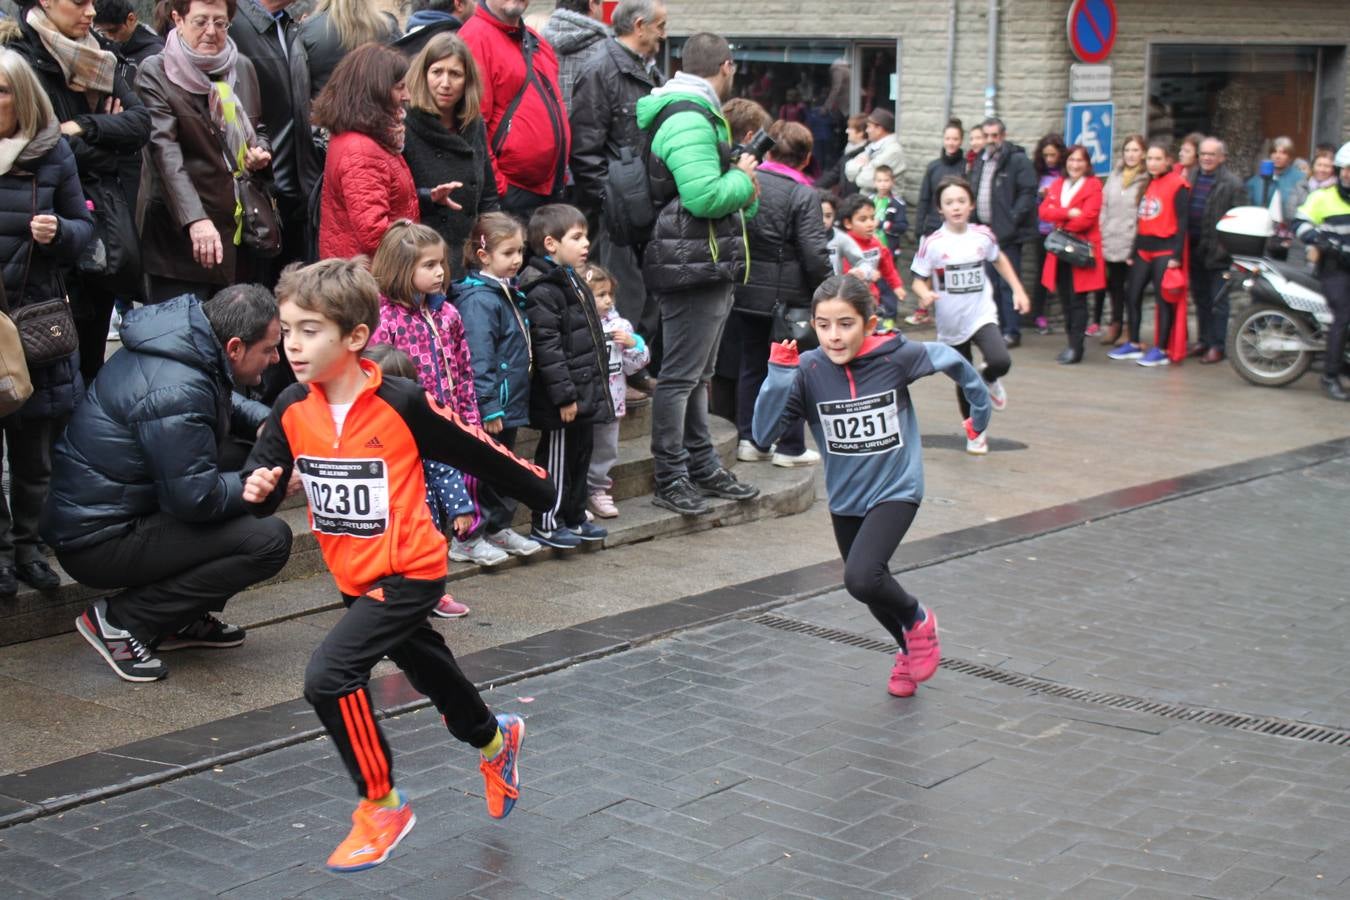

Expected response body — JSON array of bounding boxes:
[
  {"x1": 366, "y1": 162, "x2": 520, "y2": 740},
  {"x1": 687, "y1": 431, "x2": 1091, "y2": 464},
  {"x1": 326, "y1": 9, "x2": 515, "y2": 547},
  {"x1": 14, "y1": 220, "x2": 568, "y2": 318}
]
[
  {"x1": 588, "y1": 491, "x2": 619, "y2": 519},
  {"x1": 431, "y1": 595, "x2": 469, "y2": 619},
  {"x1": 888, "y1": 652, "x2": 916, "y2": 697},
  {"x1": 904, "y1": 607, "x2": 941, "y2": 682}
]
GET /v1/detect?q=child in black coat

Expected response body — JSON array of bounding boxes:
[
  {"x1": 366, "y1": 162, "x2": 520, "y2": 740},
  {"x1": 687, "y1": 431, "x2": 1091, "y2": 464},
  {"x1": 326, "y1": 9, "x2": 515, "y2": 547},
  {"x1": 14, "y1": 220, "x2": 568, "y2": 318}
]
[{"x1": 519, "y1": 205, "x2": 614, "y2": 549}]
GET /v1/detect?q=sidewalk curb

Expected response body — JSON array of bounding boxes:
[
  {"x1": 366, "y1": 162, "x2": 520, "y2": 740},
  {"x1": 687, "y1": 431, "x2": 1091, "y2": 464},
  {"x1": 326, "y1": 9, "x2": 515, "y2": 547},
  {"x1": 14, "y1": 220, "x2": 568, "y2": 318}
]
[{"x1": 2, "y1": 436, "x2": 1345, "y2": 829}]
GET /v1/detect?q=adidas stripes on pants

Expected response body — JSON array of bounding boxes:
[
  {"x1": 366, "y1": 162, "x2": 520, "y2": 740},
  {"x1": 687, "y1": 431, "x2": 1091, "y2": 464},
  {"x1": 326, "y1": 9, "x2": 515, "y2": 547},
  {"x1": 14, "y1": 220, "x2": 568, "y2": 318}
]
[
  {"x1": 305, "y1": 575, "x2": 499, "y2": 800},
  {"x1": 532, "y1": 422, "x2": 593, "y2": 532}
]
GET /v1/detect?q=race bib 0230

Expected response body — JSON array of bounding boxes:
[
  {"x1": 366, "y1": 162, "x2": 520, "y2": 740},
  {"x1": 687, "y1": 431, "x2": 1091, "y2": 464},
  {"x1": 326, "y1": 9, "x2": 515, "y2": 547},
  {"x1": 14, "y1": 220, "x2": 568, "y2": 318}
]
[
  {"x1": 816, "y1": 390, "x2": 903, "y2": 456},
  {"x1": 296, "y1": 456, "x2": 390, "y2": 538}
]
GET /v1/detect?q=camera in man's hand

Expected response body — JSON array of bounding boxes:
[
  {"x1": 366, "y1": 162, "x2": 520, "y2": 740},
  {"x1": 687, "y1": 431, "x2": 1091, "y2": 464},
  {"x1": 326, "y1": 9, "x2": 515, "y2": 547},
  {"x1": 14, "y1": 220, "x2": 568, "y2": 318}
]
[{"x1": 732, "y1": 129, "x2": 776, "y2": 163}]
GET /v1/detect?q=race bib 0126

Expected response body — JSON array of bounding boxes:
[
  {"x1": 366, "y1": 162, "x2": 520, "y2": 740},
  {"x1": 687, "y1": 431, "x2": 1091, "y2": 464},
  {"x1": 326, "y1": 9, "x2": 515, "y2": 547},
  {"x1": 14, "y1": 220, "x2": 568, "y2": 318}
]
[
  {"x1": 940, "y1": 260, "x2": 985, "y2": 294},
  {"x1": 296, "y1": 456, "x2": 390, "y2": 538},
  {"x1": 816, "y1": 390, "x2": 903, "y2": 455}
]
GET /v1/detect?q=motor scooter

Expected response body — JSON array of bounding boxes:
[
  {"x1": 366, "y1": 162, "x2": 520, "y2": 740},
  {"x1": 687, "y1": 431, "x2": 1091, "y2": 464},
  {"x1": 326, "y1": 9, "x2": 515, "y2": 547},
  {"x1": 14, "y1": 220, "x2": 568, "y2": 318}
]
[{"x1": 1215, "y1": 206, "x2": 1349, "y2": 387}]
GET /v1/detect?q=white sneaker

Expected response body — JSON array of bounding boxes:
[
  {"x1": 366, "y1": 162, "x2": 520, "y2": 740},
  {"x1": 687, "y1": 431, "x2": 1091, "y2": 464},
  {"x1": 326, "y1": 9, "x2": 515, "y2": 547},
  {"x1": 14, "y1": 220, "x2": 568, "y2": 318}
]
[
  {"x1": 986, "y1": 379, "x2": 1007, "y2": 411},
  {"x1": 449, "y1": 535, "x2": 509, "y2": 566},
  {"x1": 966, "y1": 432, "x2": 989, "y2": 455},
  {"x1": 772, "y1": 447, "x2": 820, "y2": 467},
  {"x1": 484, "y1": 528, "x2": 542, "y2": 557},
  {"x1": 736, "y1": 440, "x2": 773, "y2": 462}
]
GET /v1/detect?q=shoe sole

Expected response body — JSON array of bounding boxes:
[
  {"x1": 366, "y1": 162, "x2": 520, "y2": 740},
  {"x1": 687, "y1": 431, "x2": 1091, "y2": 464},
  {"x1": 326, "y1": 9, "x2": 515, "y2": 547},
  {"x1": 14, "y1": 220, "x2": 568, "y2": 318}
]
[
  {"x1": 487, "y1": 539, "x2": 541, "y2": 557},
  {"x1": 76, "y1": 613, "x2": 165, "y2": 683},
  {"x1": 651, "y1": 496, "x2": 710, "y2": 516},
  {"x1": 430, "y1": 609, "x2": 469, "y2": 619},
  {"x1": 1137, "y1": 361, "x2": 1170, "y2": 368},
  {"x1": 529, "y1": 534, "x2": 581, "y2": 549},
  {"x1": 966, "y1": 446, "x2": 988, "y2": 456},
  {"x1": 326, "y1": 812, "x2": 417, "y2": 873},
  {"x1": 772, "y1": 457, "x2": 818, "y2": 468},
  {"x1": 449, "y1": 552, "x2": 509, "y2": 566},
  {"x1": 573, "y1": 532, "x2": 607, "y2": 543},
  {"x1": 888, "y1": 680, "x2": 917, "y2": 698},
  {"x1": 735, "y1": 451, "x2": 773, "y2": 462},
  {"x1": 157, "y1": 636, "x2": 246, "y2": 651},
  {"x1": 695, "y1": 488, "x2": 760, "y2": 500}
]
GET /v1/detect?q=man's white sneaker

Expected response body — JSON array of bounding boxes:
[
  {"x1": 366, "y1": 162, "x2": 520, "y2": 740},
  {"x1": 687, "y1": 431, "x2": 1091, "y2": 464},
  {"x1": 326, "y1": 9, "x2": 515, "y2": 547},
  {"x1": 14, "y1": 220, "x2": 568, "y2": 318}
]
[
  {"x1": 772, "y1": 447, "x2": 821, "y2": 467},
  {"x1": 736, "y1": 440, "x2": 773, "y2": 462},
  {"x1": 450, "y1": 535, "x2": 509, "y2": 566},
  {"x1": 986, "y1": 379, "x2": 1007, "y2": 411},
  {"x1": 484, "y1": 529, "x2": 542, "y2": 557},
  {"x1": 966, "y1": 432, "x2": 989, "y2": 455}
]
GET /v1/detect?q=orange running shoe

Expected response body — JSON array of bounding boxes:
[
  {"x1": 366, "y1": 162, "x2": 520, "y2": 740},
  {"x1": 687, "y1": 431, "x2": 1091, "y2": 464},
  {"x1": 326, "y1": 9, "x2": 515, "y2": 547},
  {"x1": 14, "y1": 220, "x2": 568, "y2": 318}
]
[
  {"x1": 479, "y1": 713, "x2": 524, "y2": 819},
  {"x1": 326, "y1": 794, "x2": 416, "y2": 873}
]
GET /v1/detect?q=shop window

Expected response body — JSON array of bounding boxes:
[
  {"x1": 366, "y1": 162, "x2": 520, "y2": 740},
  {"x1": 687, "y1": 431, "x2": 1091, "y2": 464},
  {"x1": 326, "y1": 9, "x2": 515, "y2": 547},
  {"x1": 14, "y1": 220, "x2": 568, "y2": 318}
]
[
  {"x1": 1148, "y1": 44, "x2": 1342, "y2": 175},
  {"x1": 667, "y1": 38, "x2": 890, "y2": 181}
]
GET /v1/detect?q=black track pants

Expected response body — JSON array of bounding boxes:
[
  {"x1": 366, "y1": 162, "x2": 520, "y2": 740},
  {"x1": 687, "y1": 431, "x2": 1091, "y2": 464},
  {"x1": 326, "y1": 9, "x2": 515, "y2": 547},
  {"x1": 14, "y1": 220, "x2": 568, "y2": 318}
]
[{"x1": 831, "y1": 501, "x2": 921, "y2": 650}]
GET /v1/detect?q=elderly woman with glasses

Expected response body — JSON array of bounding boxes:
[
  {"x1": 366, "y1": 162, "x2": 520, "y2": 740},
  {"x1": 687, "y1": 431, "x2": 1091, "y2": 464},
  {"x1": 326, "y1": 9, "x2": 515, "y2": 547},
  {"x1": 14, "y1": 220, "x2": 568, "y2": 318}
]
[{"x1": 135, "y1": 0, "x2": 272, "y2": 303}]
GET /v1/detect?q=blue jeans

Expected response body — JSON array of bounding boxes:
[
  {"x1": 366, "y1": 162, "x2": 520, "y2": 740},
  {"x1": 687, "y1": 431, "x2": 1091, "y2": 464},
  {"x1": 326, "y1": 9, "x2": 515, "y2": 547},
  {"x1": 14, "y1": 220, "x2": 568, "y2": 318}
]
[
  {"x1": 651, "y1": 283, "x2": 736, "y2": 484},
  {"x1": 989, "y1": 242, "x2": 1022, "y2": 338}
]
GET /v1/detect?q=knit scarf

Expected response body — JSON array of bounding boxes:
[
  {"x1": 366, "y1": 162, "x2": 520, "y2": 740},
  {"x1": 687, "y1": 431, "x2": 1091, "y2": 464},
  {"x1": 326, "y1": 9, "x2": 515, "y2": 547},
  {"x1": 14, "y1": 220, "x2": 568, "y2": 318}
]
[
  {"x1": 162, "y1": 30, "x2": 254, "y2": 176},
  {"x1": 26, "y1": 6, "x2": 115, "y2": 95},
  {"x1": 1120, "y1": 163, "x2": 1143, "y2": 190},
  {"x1": 0, "y1": 115, "x2": 60, "y2": 177}
]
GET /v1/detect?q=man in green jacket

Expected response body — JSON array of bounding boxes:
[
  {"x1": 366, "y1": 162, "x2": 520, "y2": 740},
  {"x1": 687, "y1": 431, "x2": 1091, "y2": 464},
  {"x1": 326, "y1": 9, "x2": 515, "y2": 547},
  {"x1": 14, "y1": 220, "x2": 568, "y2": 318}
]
[{"x1": 637, "y1": 32, "x2": 760, "y2": 516}]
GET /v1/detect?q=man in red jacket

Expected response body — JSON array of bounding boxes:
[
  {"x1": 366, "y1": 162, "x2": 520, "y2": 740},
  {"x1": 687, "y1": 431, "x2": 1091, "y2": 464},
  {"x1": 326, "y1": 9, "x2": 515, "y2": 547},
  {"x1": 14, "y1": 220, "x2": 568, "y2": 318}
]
[{"x1": 460, "y1": 0, "x2": 571, "y2": 218}]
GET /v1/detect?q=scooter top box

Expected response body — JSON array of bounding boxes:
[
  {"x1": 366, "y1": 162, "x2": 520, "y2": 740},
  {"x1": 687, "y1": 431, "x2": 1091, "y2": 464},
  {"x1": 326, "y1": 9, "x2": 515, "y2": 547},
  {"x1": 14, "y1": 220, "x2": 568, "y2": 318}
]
[{"x1": 1217, "y1": 205, "x2": 1274, "y2": 258}]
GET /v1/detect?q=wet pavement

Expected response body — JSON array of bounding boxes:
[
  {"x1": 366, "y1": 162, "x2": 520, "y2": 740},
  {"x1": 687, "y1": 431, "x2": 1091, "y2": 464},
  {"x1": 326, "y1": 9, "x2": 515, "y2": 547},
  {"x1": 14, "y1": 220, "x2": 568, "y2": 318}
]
[{"x1": 1, "y1": 445, "x2": 1347, "y2": 898}]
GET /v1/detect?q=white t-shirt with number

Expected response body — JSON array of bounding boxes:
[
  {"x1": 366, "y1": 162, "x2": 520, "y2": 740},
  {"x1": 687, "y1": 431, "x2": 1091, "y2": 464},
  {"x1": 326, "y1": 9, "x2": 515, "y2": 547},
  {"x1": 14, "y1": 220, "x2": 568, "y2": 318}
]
[{"x1": 910, "y1": 223, "x2": 1001, "y2": 345}]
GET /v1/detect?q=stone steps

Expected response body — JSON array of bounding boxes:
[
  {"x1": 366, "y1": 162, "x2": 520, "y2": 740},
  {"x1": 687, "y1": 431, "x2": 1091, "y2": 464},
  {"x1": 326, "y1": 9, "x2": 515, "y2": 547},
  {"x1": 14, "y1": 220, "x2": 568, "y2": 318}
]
[{"x1": 0, "y1": 400, "x2": 816, "y2": 646}]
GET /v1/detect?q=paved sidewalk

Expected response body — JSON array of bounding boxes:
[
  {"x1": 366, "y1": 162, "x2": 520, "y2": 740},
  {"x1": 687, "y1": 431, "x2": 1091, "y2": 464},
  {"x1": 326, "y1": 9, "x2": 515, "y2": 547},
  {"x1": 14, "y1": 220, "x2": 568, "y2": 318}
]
[{"x1": 2, "y1": 455, "x2": 1347, "y2": 897}]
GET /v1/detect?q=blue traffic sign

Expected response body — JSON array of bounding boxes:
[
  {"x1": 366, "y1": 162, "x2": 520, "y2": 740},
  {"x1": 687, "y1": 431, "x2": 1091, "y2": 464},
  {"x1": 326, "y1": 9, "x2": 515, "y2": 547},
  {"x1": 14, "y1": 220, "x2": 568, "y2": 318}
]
[
  {"x1": 1065, "y1": 102, "x2": 1113, "y2": 176},
  {"x1": 1067, "y1": 0, "x2": 1117, "y2": 64}
]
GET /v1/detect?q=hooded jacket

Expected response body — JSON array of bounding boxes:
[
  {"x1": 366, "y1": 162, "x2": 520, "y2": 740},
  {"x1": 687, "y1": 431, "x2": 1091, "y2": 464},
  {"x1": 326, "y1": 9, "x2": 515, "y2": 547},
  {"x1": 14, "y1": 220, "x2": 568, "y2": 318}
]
[
  {"x1": 459, "y1": 6, "x2": 569, "y2": 199},
  {"x1": 41, "y1": 297, "x2": 270, "y2": 552},
  {"x1": 519, "y1": 255, "x2": 613, "y2": 428},
  {"x1": 636, "y1": 74, "x2": 757, "y2": 294},
  {"x1": 752, "y1": 333, "x2": 990, "y2": 516},
  {"x1": 540, "y1": 8, "x2": 610, "y2": 109},
  {"x1": 452, "y1": 273, "x2": 533, "y2": 428}
]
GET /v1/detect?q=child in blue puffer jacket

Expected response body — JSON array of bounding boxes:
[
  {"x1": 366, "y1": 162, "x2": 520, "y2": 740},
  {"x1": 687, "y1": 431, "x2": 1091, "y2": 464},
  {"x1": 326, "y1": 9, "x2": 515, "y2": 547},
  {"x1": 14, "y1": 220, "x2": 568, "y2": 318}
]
[
  {"x1": 452, "y1": 213, "x2": 541, "y2": 559},
  {"x1": 753, "y1": 274, "x2": 990, "y2": 699}
]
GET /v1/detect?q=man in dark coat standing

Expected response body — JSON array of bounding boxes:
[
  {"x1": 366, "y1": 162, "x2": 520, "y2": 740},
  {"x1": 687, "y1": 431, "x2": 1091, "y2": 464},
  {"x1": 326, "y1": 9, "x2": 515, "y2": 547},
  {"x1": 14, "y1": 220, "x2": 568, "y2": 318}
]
[
  {"x1": 1188, "y1": 137, "x2": 1245, "y2": 363},
  {"x1": 568, "y1": 0, "x2": 667, "y2": 332},
  {"x1": 970, "y1": 117, "x2": 1037, "y2": 347},
  {"x1": 230, "y1": 0, "x2": 320, "y2": 272},
  {"x1": 42, "y1": 288, "x2": 293, "y2": 684}
]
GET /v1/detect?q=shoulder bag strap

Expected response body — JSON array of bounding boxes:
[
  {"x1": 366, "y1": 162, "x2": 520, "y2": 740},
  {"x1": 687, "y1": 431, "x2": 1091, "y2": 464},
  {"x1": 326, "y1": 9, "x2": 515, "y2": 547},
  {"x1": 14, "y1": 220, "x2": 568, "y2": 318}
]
[
  {"x1": 489, "y1": 33, "x2": 536, "y2": 158},
  {"x1": 17, "y1": 178, "x2": 38, "y2": 306}
]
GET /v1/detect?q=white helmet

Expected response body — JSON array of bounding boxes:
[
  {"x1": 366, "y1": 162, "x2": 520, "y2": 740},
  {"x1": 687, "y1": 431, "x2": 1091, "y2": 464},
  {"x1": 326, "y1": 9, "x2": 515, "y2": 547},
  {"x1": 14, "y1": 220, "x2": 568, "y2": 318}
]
[{"x1": 1335, "y1": 141, "x2": 1350, "y2": 169}]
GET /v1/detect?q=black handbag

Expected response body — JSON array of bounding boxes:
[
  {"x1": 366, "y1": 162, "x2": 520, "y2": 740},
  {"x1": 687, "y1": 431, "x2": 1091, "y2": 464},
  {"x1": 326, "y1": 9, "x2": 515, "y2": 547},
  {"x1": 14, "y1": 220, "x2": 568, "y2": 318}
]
[
  {"x1": 235, "y1": 174, "x2": 283, "y2": 257},
  {"x1": 77, "y1": 174, "x2": 139, "y2": 276},
  {"x1": 1044, "y1": 228, "x2": 1095, "y2": 268},
  {"x1": 770, "y1": 300, "x2": 818, "y2": 351},
  {"x1": 14, "y1": 180, "x2": 77, "y2": 366}
]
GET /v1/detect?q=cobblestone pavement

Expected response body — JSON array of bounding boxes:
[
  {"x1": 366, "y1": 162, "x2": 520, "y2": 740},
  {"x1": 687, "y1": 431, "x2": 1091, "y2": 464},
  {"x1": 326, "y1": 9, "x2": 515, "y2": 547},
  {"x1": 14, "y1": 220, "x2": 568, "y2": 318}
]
[{"x1": 1, "y1": 458, "x2": 1348, "y2": 898}]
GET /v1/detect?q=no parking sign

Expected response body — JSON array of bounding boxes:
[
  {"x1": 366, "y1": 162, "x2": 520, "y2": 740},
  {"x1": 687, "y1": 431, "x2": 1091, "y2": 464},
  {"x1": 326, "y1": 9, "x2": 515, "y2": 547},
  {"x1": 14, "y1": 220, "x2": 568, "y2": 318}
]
[{"x1": 1066, "y1": 0, "x2": 1117, "y2": 64}]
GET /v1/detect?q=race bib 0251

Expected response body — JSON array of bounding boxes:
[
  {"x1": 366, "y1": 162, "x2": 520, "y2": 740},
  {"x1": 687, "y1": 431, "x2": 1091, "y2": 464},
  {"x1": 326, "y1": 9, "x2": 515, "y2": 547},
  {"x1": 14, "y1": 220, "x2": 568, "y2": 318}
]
[
  {"x1": 296, "y1": 456, "x2": 390, "y2": 538},
  {"x1": 816, "y1": 390, "x2": 903, "y2": 456}
]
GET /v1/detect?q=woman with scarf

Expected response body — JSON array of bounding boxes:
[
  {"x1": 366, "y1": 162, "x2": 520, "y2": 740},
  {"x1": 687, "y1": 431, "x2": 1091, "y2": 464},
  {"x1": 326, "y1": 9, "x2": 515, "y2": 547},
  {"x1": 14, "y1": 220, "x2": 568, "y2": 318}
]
[
  {"x1": 12, "y1": 0, "x2": 149, "y2": 383},
  {"x1": 401, "y1": 32, "x2": 499, "y2": 282},
  {"x1": 0, "y1": 48, "x2": 94, "y2": 595},
  {"x1": 1096, "y1": 133, "x2": 1145, "y2": 344},
  {"x1": 917, "y1": 119, "x2": 966, "y2": 237},
  {"x1": 732, "y1": 120, "x2": 832, "y2": 468},
  {"x1": 136, "y1": 0, "x2": 271, "y2": 303}
]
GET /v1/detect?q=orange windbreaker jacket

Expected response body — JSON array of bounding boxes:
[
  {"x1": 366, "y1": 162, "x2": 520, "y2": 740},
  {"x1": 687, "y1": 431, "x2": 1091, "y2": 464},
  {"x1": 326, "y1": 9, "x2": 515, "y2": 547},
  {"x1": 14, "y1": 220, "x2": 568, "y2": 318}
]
[{"x1": 245, "y1": 361, "x2": 553, "y2": 596}]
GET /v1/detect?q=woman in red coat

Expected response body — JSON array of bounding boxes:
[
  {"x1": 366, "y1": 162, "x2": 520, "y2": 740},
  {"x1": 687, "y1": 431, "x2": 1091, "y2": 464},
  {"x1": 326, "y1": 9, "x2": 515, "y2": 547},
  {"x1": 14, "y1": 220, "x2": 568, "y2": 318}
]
[
  {"x1": 1039, "y1": 145, "x2": 1107, "y2": 364},
  {"x1": 312, "y1": 44, "x2": 462, "y2": 260}
]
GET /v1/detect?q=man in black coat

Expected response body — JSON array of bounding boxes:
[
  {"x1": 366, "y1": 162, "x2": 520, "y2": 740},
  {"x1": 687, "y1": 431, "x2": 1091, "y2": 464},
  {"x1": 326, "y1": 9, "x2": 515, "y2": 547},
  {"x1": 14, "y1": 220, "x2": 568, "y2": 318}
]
[
  {"x1": 970, "y1": 116, "x2": 1037, "y2": 346},
  {"x1": 42, "y1": 288, "x2": 293, "y2": 684},
  {"x1": 568, "y1": 0, "x2": 667, "y2": 333},
  {"x1": 230, "y1": 0, "x2": 320, "y2": 273},
  {"x1": 93, "y1": 0, "x2": 164, "y2": 66},
  {"x1": 1188, "y1": 137, "x2": 1246, "y2": 363}
]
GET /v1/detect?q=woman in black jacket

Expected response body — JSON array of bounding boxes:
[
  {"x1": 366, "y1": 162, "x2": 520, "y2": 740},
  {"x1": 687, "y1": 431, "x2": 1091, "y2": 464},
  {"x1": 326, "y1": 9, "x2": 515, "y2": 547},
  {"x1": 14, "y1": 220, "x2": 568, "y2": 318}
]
[
  {"x1": 402, "y1": 31, "x2": 499, "y2": 281},
  {"x1": 300, "y1": 0, "x2": 400, "y2": 98},
  {"x1": 733, "y1": 120, "x2": 831, "y2": 468},
  {"x1": 12, "y1": 0, "x2": 150, "y2": 385},
  {"x1": 916, "y1": 119, "x2": 966, "y2": 236},
  {"x1": 0, "y1": 47, "x2": 94, "y2": 595}
]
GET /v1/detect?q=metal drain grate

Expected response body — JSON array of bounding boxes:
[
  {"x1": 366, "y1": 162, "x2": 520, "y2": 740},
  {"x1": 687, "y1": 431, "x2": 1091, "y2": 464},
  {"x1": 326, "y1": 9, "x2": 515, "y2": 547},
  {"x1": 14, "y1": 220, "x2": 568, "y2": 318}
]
[{"x1": 749, "y1": 613, "x2": 1350, "y2": 747}]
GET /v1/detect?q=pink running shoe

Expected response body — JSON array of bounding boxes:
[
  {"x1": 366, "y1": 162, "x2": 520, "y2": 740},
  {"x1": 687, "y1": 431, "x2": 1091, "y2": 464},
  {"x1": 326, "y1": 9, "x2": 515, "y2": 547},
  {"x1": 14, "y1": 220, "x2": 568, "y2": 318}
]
[
  {"x1": 431, "y1": 595, "x2": 469, "y2": 618},
  {"x1": 1085, "y1": 322, "x2": 1101, "y2": 337},
  {"x1": 904, "y1": 607, "x2": 941, "y2": 682},
  {"x1": 888, "y1": 651, "x2": 916, "y2": 697}
]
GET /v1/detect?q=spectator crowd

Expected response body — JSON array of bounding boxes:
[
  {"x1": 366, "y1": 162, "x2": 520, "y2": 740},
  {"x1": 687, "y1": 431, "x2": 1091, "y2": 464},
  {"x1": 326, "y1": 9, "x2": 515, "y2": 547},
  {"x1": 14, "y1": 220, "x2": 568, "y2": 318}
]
[{"x1": 0, "y1": 0, "x2": 1345, "y2": 683}]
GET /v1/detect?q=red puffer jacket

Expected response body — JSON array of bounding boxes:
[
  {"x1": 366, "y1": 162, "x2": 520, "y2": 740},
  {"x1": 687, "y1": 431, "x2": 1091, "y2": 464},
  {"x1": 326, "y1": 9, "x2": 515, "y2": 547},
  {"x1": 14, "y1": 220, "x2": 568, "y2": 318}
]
[
  {"x1": 458, "y1": 7, "x2": 570, "y2": 198},
  {"x1": 319, "y1": 131, "x2": 419, "y2": 260}
]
